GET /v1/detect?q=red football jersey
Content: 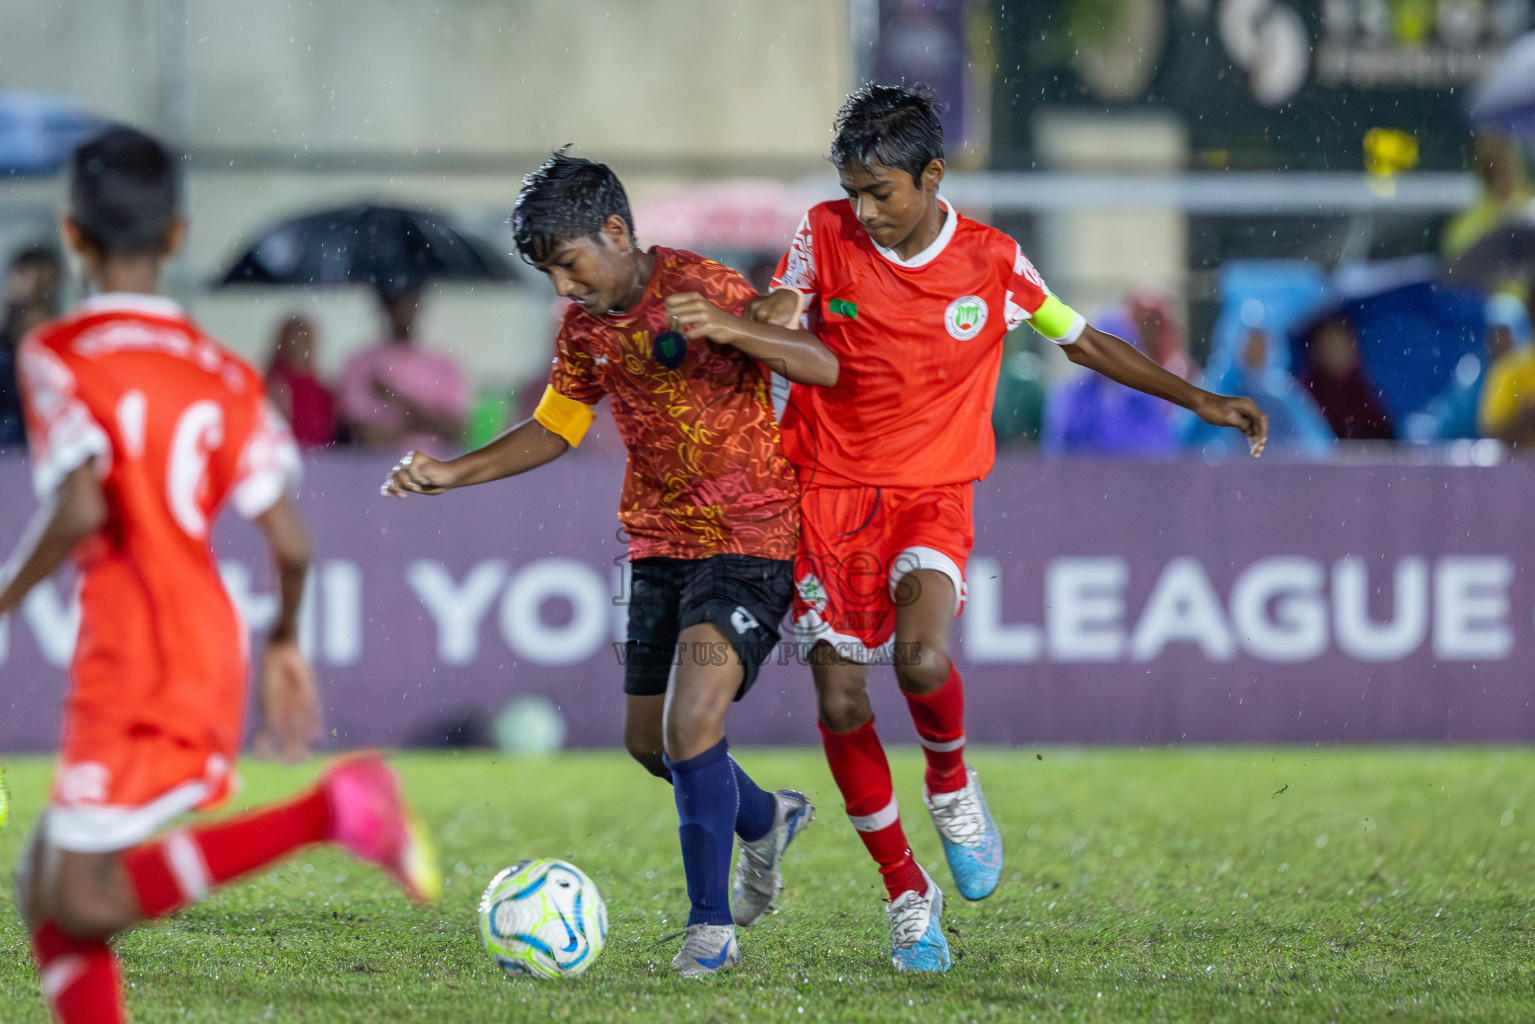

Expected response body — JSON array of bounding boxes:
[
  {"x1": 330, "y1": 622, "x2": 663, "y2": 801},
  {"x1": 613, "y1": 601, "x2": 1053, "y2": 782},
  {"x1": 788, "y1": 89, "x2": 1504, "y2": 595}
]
[
  {"x1": 19, "y1": 294, "x2": 299, "y2": 757},
  {"x1": 772, "y1": 198, "x2": 1081, "y2": 487}
]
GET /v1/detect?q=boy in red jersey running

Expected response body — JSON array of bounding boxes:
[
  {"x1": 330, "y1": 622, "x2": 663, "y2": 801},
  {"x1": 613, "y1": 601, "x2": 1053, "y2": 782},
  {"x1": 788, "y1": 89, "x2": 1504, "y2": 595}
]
[
  {"x1": 385, "y1": 152, "x2": 836, "y2": 976},
  {"x1": 3, "y1": 127, "x2": 439, "y2": 1024},
  {"x1": 757, "y1": 84, "x2": 1268, "y2": 972}
]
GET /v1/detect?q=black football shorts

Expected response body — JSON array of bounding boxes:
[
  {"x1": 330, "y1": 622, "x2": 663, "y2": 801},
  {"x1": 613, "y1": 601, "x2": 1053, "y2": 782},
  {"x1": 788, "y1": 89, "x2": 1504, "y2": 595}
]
[{"x1": 623, "y1": 554, "x2": 793, "y2": 699}]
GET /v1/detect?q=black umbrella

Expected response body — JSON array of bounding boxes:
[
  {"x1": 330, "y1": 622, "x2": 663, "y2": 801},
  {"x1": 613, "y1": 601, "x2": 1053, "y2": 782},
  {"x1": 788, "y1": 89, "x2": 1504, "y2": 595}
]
[
  {"x1": 1444, "y1": 221, "x2": 1535, "y2": 291},
  {"x1": 219, "y1": 203, "x2": 516, "y2": 298}
]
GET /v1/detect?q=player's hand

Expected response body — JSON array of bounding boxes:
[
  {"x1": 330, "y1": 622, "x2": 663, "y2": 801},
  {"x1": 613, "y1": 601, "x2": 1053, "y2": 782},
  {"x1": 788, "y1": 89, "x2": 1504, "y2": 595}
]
[
  {"x1": 381, "y1": 451, "x2": 454, "y2": 497},
  {"x1": 255, "y1": 637, "x2": 321, "y2": 763},
  {"x1": 743, "y1": 288, "x2": 803, "y2": 328},
  {"x1": 664, "y1": 292, "x2": 741, "y2": 345},
  {"x1": 1195, "y1": 393, "x2": 1269, "y2": 458}
]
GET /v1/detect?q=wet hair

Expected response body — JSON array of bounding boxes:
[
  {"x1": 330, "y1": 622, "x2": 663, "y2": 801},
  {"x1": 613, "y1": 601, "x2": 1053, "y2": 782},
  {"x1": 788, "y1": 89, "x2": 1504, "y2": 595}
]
[
  {"x1": 511, "y1": 150, "x2": 634, "y2": 265},
  {"x1": 67, "y1": 126, "x2": 182, "y2": 257},
  {"x1": 830, "y1": 83, "x2": 945, "y2": 185}
]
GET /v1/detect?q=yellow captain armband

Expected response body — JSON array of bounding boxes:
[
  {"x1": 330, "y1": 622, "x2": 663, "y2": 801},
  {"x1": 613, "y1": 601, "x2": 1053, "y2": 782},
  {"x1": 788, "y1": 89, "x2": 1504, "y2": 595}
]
[
  {"x1": 534, "y1": 385, "x2": 597, "y2": 447},
  {"x1": 1029, "y1": 294, "x2": 1087, "y2": 344}
]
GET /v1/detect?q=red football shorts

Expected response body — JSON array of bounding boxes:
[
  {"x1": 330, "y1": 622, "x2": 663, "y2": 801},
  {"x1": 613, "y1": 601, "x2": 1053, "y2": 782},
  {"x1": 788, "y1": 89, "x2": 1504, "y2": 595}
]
[
  {"x1": 792, "y1": 482, "x2": 973, "y2": 660},
  {"x1": 46, "y1": 599, "x2": 246, "y2": 853}
]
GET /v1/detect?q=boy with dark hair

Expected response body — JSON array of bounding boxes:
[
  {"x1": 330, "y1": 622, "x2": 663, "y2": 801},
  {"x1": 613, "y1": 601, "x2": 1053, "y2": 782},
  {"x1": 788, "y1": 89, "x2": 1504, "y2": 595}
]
[
  {"x1": 756, "y1": 84, "x2": 1268, "y2": 972},
  {"x1": 4, "y1": 125, "x2": 441, "y2": 1024},
  {"x1": 385, "y1": 151, "x2": 837, "y2": 976}
]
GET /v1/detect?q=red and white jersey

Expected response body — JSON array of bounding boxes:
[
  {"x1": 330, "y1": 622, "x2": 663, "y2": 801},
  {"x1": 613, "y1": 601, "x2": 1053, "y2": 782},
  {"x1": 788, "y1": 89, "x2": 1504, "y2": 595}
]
[
  {"x1": 772, "y1": 198, "x2": 1082, "y2": 487},
  {"x1": 18, "y1": 293, "x2": 299, "y2": 750}
]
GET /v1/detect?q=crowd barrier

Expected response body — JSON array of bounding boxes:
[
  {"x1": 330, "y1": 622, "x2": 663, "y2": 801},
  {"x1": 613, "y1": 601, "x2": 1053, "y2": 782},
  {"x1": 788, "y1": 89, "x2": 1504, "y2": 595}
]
[{"x1": 2, "y1": 451, "x2": 1532, "y2": 751}]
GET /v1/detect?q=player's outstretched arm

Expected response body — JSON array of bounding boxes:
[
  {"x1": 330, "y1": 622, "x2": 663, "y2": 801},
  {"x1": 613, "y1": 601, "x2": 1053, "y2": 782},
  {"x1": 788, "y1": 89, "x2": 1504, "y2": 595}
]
[
  {"x1": 382, "y1": 417, "x2": 570, "y2": 498},
  {"x1": 1066, "y1": 324, "x2": 1269, "y2": 458},
  {"x1": 664, "y1": 292, "x2": 838, "y2": 387},
  {"x1": 0, "y1": 463, "x2": 107, "y2": 618},
  {"x1": 253, "y1": 495, "x2": 320, "y2": 762}
]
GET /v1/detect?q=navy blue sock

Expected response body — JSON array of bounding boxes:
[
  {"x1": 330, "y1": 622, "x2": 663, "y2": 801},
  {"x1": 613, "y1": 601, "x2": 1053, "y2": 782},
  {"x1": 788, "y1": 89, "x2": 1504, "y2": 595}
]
[
  {"x1": 664, "y1": 739, "x2": 739, "y2": 927},
  {"x1": 731, "y1": 757, "x2": 776, "y2": 843}
]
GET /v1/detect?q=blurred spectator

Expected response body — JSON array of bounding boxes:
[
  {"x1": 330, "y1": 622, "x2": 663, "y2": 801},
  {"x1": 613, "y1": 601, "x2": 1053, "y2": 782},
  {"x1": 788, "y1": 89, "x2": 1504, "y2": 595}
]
[
  {"x1": 265, "y1": 314, "x2": 339, "y2": 448},
  {"x1": 1040, "y1": 299, "x2": 1180, "y2": 457},
  {"x1": 1442, "y1": 134, "x2": 1535, "y2": 262},
  {"x1": 1113, "y1": 284, "x2": 1195, "y2": 382},
  {"x1": 1404, "y1": 293, "x2": 1519, "y2": 443},
  {"x1": 1297, "y1": 313, "x2": 1394, "y2": 440},
  {"x1": 0, "y1": 245, "x2": 63, "y2": 449},
  {"x1": 339, "y1": 286, "x2": 469, "y2": 453},
  {"x1": 1478, "y1": 292, "x2": 1535, "y2": 450},
  {"x1": 1183, "y1": 298, "x2": 1333, "y2": 459}
]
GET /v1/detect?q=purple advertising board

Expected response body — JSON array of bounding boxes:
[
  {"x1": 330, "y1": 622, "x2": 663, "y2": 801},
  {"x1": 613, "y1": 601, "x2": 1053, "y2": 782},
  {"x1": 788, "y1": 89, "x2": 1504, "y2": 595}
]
[{"x1": 3, "y1": 451, "x2": 1534, "y2": 753}]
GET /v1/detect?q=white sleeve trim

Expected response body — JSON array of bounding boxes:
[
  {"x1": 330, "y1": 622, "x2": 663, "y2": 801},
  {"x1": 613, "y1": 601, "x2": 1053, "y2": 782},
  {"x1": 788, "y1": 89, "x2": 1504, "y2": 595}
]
[
  {"x1": 231, "y1": 402, "x2": 302, "y2": 519},
  {"x1": 230, "y1": 467, "x2": 289, "y2": 520},
  {"x1": 31, "y1": 404, "x2": 110, "y2": 498},
  {"x1": 1054, "y1": 313, "x2": 1088, "y2": 345}
]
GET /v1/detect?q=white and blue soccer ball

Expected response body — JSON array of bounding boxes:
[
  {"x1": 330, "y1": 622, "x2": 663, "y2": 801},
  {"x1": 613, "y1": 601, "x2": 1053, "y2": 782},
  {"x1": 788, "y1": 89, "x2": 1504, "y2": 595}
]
[{"x1": 478, "y1": 858, "x2": 607, "y2": 979}]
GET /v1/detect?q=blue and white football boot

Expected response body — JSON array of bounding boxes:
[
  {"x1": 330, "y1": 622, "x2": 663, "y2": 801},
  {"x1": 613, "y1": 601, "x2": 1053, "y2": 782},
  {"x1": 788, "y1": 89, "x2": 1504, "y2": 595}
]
[
  {"x1": 732, "y1": 789, "x2": 815, "y2": 927},
  {"x1": 888, "y1": 868, "x2": 950, "y2": 973},
  {"x1": 924, "y1": 768, "x2": 1003, "y2": 900},
  {"x1": 672, "y1": 923, "x2": 741, "y2": 977}
]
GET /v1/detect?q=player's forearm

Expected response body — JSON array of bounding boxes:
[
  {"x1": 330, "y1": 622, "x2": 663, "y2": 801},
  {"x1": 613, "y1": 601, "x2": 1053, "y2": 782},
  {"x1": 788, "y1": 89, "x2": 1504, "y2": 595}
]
[
  {"x1": 0, "y1": 466, "x2": 107, "y2": 617},
  {"x1": 255, "y1": 497, "x2": 310, "y2": 643},
  {"x1": 721, "y1": 321, "x2": 839, "y2": 387},
  {"x1": 1066, "y1": 324, "x2": 1206, "y2": 411},
  {"x1": 441, "y1": 418, "x2": 570, "y2": 487},
  {"x1": 0, "y1": 517, "x2": 84, "y2": 618}
]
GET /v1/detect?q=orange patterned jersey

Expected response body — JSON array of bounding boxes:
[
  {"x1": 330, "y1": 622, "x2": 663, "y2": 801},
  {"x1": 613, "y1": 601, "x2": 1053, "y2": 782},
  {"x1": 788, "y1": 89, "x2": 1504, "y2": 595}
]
[
  {"x1": 536, "y1": 247, "x2": 798, "y2": 561},
  {"x1": 19, "y1": 294, "x2": 299, "y2": 797}
]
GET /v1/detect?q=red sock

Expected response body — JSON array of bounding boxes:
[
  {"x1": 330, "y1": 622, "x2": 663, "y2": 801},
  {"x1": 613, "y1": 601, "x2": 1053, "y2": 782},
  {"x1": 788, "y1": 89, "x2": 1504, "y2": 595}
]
[
  {"x1": 904, "y1": 664, "x2": 968, "y2": 794},
  {"x1": 819, "y1": 718, "x2": 925, "y2": 899},
  {"x1": 30, "y1": 921, "x2": 126, "y2": 1024},
  {"x1": 120, "y1": 785, "x2": 331, "y2": 918}
]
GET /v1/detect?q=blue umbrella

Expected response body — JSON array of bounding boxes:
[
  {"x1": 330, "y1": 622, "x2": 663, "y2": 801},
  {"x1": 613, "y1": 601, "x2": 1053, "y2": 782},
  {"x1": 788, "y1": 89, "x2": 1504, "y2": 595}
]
[
  {"x1": 1470, "y1": 31, "x2": 1535, "y2": 135},
  {"x1": 0, "y1": 91, "x2": 104, "y2": 175},
  {"x1": 1288, "y1": 259, "x2": 1485, "y2": 426}
]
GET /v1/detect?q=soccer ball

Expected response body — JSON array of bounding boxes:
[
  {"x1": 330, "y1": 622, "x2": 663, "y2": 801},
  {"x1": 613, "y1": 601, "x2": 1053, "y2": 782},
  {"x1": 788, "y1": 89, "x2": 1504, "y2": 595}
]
[{"x1": 478, "y1": 858, "x2": 607, "y2": 979}]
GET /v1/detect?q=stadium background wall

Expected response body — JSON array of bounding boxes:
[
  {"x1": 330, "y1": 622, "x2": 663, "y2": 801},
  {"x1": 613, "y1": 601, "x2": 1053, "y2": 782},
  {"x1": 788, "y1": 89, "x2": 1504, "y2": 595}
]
[{"x1": 2, "y1": 453, "x2": 1533, "y2": 752}]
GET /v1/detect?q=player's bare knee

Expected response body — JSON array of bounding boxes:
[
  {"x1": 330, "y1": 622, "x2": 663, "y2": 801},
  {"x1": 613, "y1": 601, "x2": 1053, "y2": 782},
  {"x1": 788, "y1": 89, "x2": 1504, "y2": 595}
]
[
  {"x1": 894, "y1": 644, "x2": 950, "y2": 694},
  {"x1": 816, "y1": 686, "x2": 872, "y2": 733},
  {"x1": 662, "y1": 709, "x2": 722, "y2": 760},
  {"x1": 52, "y1": 882, "x2": 133, "y2": 941},
  {"x1": 623, "y1": 725, "x2": 662, "y2": 774},
  {"x1": 626, "y1": 743, "x2": 670, "y2": 780}
]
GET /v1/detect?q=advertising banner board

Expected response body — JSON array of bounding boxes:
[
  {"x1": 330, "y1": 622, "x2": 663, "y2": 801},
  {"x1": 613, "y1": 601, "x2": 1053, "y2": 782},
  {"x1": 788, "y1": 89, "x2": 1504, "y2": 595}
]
[{"x1": 2, "y1": 452, "x2": 1533, "y2": 751}]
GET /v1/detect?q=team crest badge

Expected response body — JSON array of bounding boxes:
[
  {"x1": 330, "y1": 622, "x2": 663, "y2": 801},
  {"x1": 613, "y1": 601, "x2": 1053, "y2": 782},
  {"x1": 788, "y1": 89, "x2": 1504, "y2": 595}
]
[
  {"x1": 796, "y1": 574, "x2": 828, "y2": 615},
  {"x1": 944, "y1": 296, "x2": 988, "y2": 340}
]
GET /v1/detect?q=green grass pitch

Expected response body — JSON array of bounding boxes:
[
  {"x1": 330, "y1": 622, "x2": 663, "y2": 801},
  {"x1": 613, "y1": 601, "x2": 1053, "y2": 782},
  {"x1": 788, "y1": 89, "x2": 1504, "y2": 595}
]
[{"x1": 3, "y1": 746, "x2": 1535, "y2": 1022}]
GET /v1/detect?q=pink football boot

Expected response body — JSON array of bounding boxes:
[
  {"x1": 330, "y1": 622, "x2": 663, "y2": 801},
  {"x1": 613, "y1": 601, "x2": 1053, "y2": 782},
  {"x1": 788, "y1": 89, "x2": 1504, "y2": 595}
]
[{"x1": 322, "y1": 754, "x2": 442, "y2": 904}]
